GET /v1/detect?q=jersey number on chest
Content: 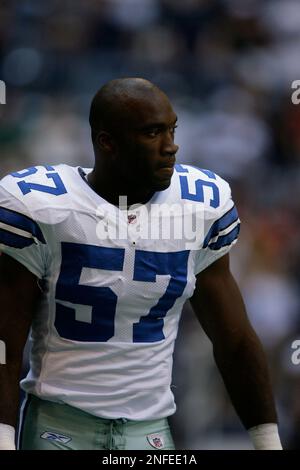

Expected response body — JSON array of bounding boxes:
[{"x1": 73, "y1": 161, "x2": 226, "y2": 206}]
[{"x1": 54, "y1": 243, "x2": 190, "y2": 343}]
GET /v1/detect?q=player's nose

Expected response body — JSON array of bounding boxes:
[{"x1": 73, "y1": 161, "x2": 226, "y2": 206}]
[{"x1": 161, "y1": 138, "x2": 179, "y2": 158}]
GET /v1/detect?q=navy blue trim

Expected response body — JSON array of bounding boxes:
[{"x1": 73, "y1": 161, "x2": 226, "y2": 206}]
[
  {"x1": 175, "y1": 163, "x2": 189, "y2": 173},
  {"x1": 203, "y1": 205, "x2": 239, "y2": 248},
  {"x1": 0, "y1": 207, "x2": 45, "y2": 244},
  {"x1": 78, "y1": 167, "x2": 86, "y2": 180},
  {"x1": 175, "y1": 164, "x2": 216, "y2": 179},
  {"x1": 209, "y1": 224, "x2": 240, "y2": 251},
  {"x1": 0, "y1": 227, "x2": 35, "y2": 248}
]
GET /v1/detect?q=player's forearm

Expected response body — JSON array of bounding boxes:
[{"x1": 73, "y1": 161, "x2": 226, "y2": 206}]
[
  {"x1": 213, "y1": 330, "x2": 277, "y2": 430},
  {"x1": 0, "y1": 362, "x2": 22, "y2": 427}
]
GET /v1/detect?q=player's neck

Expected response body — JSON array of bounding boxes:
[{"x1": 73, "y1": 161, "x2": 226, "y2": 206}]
[{"x1": 87, "y1": 171, "x2": 154, "y2": 208}]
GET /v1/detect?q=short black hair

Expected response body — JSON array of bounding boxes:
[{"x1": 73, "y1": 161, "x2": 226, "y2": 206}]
[{"x1": 89, "y1": 77, "x2": 160, "y2": 144}]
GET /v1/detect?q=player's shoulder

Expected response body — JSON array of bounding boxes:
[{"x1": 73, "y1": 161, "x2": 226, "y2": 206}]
[
  {"x1": 0, "y1": 163, "x2": 76, "y2": 189},
  {"x1": 173, "y1": 163, "x2": 232, "y2": 210},
  {"x1": 0, "y1": 164, "x2": 84, "y2": 221}
]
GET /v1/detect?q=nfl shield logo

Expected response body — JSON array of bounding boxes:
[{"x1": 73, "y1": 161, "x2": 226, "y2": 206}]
[
  {"x1": 147, "y1": 433, "x2": 164, "y2": 449},
  {"x1": 128, "y1": 214, "x2": 137, "y2": 224}
]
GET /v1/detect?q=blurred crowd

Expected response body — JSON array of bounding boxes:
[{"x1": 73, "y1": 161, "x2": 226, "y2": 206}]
[{"x1": 1, "y1": 0, "x2": 300, "y2": 449}]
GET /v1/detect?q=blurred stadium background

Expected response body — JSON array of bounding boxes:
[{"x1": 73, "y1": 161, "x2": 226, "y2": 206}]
[{"x1": 1, "y1": 0, "x2": 300, "y2": 450}]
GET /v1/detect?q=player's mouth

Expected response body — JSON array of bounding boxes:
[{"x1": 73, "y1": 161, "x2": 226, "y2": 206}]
[
  {"x1": 157, "y1": 166, "x2": 174, "y2": 177},
  {"x1": 156, "y1": 162, "x2": 175, "y2": 178}
]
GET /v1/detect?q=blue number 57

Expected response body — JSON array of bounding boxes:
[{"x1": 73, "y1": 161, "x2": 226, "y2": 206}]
[{"x1": 55, "y1": 243, "x2": 189, "y2": 343}]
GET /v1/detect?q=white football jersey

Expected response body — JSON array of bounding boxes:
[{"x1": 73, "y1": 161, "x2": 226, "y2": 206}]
[{"x1": 0, "y1": 163, "x2": 240, "y2": 420}]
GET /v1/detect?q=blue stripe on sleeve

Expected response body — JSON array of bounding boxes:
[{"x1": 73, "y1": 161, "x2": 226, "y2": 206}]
[
  {"x1": 203, "y1": 205, "x2": 239, "y2": 248},
  {"x1": 0, "y1": 228, "x2": 36, "y2": 248},
  {"x1": 0, "y1": 207, "x2": 45, "y2": 244},
  {"x1": 208, "y1": 224, "x2": 240, "y2": 251}
]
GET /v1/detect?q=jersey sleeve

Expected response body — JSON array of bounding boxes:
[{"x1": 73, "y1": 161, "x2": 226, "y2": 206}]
[
  {"x1": 194, "y1": 176, "x2": 240, "y2": 274},
  {"x1": 0, "y1": 184, "x2": 48, "y2": 279}
]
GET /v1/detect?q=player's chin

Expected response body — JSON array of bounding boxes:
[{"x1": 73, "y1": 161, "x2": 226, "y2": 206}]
[
  {"x1": 151, "y1": 167, "x2": 174, "y2": 191},
  {"x1": 151, "y1": 175, "x2": 172, "y2": 191}
]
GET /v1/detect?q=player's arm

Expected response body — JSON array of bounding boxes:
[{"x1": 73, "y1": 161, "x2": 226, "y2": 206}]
[
  {"x1": 190, "y1": 253, "x2": 282, "y2": 450},
  {"x1": 0, "y1": 253, "x2": 40, "y2": 449}
]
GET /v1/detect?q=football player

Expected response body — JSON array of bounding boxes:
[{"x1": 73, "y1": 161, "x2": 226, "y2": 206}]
[{"x1": 0, "y1": 78, "x2": 282, "y2": 450}]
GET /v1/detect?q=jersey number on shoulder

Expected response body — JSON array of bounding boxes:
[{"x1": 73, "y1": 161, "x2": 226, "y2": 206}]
[
  {"x1": 11, "y1": 166, "x2": 67, "y2": 196},
  {"x1": 176, "y1": 164, "x2": 220, "y2": 208},
  {"x1": 54, "y1": 243, "x2": 189, "y2": 343}
]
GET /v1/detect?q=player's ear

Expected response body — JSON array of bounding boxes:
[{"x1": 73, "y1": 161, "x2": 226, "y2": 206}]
[{"x1": 96, "y1": 131, "x2": 115, "y2": 153}]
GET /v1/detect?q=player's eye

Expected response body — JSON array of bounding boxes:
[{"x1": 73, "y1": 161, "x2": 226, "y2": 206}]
[
  {"x1": 146, "y1": 128, "x2": 161, "y2": 137},
  {"x1": 144, "y1": 125, "x2": 177, "y2": 138}
]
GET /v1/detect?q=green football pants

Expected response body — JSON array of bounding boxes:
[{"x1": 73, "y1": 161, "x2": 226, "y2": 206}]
[{"x1": 19, "y1": 395, "x2": 175, "y2": 450}]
